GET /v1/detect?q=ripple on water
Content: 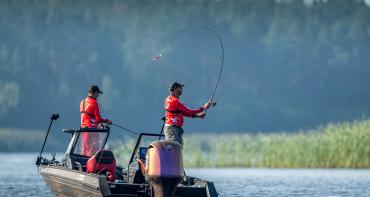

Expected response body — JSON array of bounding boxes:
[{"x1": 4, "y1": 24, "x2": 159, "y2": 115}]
[
  {"x1": 186, "y1": 168, "x2": 370, "y2": 197},
  {"x1": 1, "y1": 154, "x2": 370, "y2": 197}
]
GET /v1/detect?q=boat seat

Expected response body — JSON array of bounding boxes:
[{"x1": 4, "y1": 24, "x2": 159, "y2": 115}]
[{"x1": 86, "y1": 150, "x2": 116, "y2": 182}]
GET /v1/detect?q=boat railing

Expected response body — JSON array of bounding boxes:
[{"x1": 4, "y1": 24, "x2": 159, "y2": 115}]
[{"x1": 62, "y1": 127, "x2": 110, "y2": 134}]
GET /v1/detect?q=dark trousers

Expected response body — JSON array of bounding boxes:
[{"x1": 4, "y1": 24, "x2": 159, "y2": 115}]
[{"x1": 164, "y1": 125, "x2": 184, "y2": 147}]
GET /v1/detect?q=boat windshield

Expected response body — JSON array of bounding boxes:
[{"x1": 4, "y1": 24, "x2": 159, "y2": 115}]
[{"x1": 73, "y1": 131, "x2": 108, "y2": 157}]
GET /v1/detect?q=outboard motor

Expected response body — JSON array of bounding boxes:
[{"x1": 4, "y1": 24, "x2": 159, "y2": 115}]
[{"x1": 146, "y1": 140, "x2": 183, "y2": 197}]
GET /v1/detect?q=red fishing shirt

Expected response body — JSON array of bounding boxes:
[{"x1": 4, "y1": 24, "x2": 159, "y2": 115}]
[
  {"x1": 164, "y1": 95, "x2": 204, "y2": 128},
  {"x1": 80, "y1": 96, "x2": 108, "y2": 128},
  {"x1": 80, "y1": 96, "x2": 108, "y2": 156}
]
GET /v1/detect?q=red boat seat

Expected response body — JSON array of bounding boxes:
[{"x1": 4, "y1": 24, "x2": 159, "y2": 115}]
[{"x1": 86, "y1": 150, "x2": 116, "y2": 182}]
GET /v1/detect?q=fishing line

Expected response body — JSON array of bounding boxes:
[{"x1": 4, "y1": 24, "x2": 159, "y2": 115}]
[
  {"x1": 111, "y1": 123, "x2": 139, "y2": 136},
  {"x1": 154, "y1": 27, "x2": 224, "y2": 103},
  {"x1": 200, "y1": 27, "x2": 224, "y2": 102},
  {"x1": 97, "y1": 100, "x2": 105, "y2": 114}
]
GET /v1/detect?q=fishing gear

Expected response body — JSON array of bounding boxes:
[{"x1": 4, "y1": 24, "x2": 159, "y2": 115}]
[
  {"x1": 153, "y1": 27, "x2": 224, "y2": 140},
  {"x1": 111, "y1": 123, "x2": 139, "y2": 136},
  {"x1": 36, "y1": 113, "x2": 59, "y2": 166},
  {"x1": 154, "y1": 27, "x2": 224, "y2": 107},
  {"x1": 202, "y1": 27, "x2": 224, "y2": 107}
]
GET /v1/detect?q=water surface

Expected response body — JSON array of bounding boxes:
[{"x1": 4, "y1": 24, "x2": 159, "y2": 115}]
[{"x1": 1, "y1": 153, "x2": 369, "y2": 197}]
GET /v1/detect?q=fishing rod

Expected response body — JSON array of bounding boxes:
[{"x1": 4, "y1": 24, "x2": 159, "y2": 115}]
[
  {"x1": 202, "y1": 27, "x2": 224, "y2": 106},
  {"x1": 153, "y1": 27, "x2": 224, "y2": 141},
  {"x1": 94, "y1": 95, "x2": 138, "y2": 136},
  {"x1": 153, "y1": 27, "x2": 224, "y2": 108},
  {"x1": 111, "y1": 123, "x2": 139, "y2": 136}
]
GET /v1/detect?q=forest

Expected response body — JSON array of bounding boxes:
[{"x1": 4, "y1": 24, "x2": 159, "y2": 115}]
[{"x1": 0, "y1": 0, "x2": 369, "y2": 138}]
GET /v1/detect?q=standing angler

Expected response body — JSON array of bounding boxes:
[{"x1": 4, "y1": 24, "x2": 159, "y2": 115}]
[
  {"x1": 80, "y1": 85, "x2": 112, "y2": 156},
  {"x1": 164, "y1": 82, "x2": 213, "y2": 147}
]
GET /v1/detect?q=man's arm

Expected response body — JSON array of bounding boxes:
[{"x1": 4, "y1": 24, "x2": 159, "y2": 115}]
[
  {"x1": 93, "y1": 102, "x2": 108, "y2": 123},
  {"x1": 176, "y1": 101, "x2": 204, "y2": 117}
]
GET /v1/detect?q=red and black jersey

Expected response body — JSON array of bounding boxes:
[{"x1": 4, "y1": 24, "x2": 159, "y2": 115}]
[
  {"x1": 164, "y1": 95, "x2": 204, "y2": 128},
  {"x1": 80, "y1": 96, "x2": 108, "y2": 128}
]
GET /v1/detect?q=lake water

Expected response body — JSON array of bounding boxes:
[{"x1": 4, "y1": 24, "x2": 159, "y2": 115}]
[{"x1": 1, "y1": 153, "x2": 369, "y2": 197}]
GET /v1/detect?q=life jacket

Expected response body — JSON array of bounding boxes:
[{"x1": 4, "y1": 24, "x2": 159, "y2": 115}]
[
  {"x1": 80, "y1": 96, "x2": 107, "y2": 128},
  {"x1": 80, "y1": 96, "x2": 108, "y2": 157},
  {"x1": 164, "y1": 95, "x2": 204, "y2": 128}
]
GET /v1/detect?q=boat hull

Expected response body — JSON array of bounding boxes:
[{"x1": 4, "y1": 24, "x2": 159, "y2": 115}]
[
  {"x1": 39, "y1": 165, "x2": 217, "y2": 197},
  {"x1": 39, "y1": 165, "x2": 110, "y2": 197}
]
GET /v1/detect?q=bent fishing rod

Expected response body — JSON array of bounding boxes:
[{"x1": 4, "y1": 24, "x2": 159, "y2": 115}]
[
  {"x1": 175, "y1": 27, "x2": 224, "y2": 107},
  {"x1": 154, "y1": 27, "x2": 224, "y2": 103},
  {"x1": 201, "y1": 27, "x2": 224, "y2": 106},
  {"x1": 155, "y1": 27, "x2": 225, "y2": 138}
]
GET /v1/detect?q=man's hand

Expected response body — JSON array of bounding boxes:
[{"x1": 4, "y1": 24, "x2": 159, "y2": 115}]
[
  {"x1": 197, "y1": 112, "x2": 206, "y2": 119},
  {"x1": 202, "y1": 100, "x2": 213, "y2": 110},
  {"x1": 107, "y1": 120, "x2": 112, "y2": 125}
]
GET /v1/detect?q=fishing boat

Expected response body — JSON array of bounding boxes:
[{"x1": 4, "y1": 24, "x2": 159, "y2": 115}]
[{"x1": 36, "y1": 114, "x2": 218, "y2": 197}]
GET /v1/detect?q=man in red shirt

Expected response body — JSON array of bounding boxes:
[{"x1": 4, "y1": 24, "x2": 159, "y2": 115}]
[
  {"x1": 80, "y1": 85, "x2": 112, "y2": 156},
  {"x1": 164, "y1": 82, "x2": 212, "y2": 147}
]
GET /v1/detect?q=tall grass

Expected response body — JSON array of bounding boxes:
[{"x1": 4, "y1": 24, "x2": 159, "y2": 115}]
[
  {"x1": 115, "y1": 119, "x2": 370, "y2": 168},
  {"x1": 111, "y1": 138, "x2": 137, "y2": 166},
  {"x1": 0, "y1": 128, "x2": 62, "y2": 152},
  {"x1": 182, "y1": 119, "x2": 370, "y2": 168}
]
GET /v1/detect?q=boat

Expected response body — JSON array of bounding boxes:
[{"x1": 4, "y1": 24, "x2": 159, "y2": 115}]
[{"x1": 35, "y1": 114, "x2": 218, "y2": 197}]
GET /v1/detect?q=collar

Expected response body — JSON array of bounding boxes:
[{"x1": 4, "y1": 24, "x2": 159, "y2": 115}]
[
  {"x1": 87, "y1": 96, "x2": 96, "y2": 100},
  {"x1": 170, "y1": 93, "x2": 179, "y2": 99}
]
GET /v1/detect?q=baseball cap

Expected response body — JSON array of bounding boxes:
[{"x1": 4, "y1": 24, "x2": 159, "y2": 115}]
[
  {"x1": 169, "y1": 82, "x2": 184, "y2": 92},
  {"x1": 89, "y1": 85, "x2": 103, "y2": 94}
]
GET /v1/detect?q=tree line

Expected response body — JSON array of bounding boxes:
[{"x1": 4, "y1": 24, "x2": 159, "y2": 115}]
[{"x1": 0, "y1": 0, "x2": 369, "y2": 133}]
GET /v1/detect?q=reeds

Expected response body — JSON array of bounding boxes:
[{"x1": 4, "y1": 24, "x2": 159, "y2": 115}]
[
  {"x1": 0, "y1": 128, "x2": 60, "y2": 152},
  {"x1": 113, "y1": 119, "x2": 370, "y2": 168}
]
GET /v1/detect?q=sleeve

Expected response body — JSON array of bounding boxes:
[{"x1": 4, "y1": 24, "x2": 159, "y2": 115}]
[
  {"x1": 79, "y1": 99, "x2": 84, "y2": 113},
  {"x1": 94, "y1": 102, "x2": 108, "y2": 123},
  {"x1": 176, "y1": 100, "x2": 204, "y2": 117}
]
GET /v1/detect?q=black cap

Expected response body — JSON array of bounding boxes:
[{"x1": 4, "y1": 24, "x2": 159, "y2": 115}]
[
  {"x1": 169, "y1": 82, "x2": 184, "y2": 92},
  {"x1": 89, "y1": 85, "x2": 103, "y2": 94}
]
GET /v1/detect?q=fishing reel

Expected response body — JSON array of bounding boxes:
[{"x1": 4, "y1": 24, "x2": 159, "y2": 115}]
[{"x1": 208, "y1": 99, "x2": 217, "y2": 108}]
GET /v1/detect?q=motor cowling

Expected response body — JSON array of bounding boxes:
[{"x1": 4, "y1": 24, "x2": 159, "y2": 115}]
[{"x1": 146, "y1": 140, "x2": 183, "y2": 197}]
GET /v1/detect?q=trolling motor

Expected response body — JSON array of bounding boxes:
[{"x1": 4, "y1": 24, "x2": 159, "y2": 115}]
[{"x1": 36, "y1": 113, "x2": 59, "y2": 166}]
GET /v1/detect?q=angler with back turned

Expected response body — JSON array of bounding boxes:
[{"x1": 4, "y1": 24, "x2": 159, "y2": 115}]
[{"x1": 80, "y1": 85, "x2": 112, "y2": 156}]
